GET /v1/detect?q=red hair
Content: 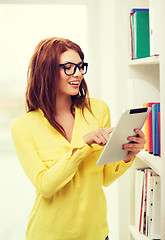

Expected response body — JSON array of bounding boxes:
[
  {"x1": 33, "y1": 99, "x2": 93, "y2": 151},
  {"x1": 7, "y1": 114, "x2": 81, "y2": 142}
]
[{"x1": 26, "y1": 37, "x2": 91, "y2": 137}]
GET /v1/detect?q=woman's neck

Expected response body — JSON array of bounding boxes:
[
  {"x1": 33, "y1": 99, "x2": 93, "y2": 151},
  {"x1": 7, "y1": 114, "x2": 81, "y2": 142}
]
[{"x1": 55, "y1": 94, "x2": 72, "y2": 116}]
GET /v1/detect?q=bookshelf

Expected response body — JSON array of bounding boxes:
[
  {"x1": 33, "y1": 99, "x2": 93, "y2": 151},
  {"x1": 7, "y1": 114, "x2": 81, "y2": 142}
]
[
  {"x1": 129, "y1": 225, "x2": 154, "y2": 240},
  {"x1": 136, "y1": 150, "x2": 161, "y2": 177},
  {"x1": 128, "y1": 56, "x2": 160, "y2": 66},
  {"x1": 127, "y1": 0, "x2": 165, "y2": 239},
  {"x1": 114, "y1": 0, "x2": 165, "y2": 239}
]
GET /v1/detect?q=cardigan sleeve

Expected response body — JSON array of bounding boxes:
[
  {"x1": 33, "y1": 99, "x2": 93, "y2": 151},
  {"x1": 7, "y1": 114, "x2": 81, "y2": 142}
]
[
  {"x1": 99, "y1": 100, "x2": 135, "y2": 187},
  {"x1": 11, "y1": 117, "x2": 94, "y2": 199}
]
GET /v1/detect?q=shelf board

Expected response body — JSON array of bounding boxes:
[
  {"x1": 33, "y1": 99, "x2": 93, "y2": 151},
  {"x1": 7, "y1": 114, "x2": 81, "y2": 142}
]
[
  {"x1": 135, "y1": 149, "x2": 161, "y2": 176},
  {"x1": 129, "y1": 225, "x2": 154, "y2": 240},
  {"x1": 128, "y1": 56, "x2": 160, "y2": 66}
]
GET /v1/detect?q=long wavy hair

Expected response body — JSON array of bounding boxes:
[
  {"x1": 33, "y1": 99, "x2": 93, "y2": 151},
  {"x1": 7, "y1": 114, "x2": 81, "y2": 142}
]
[{"x1": 26, "y1": 37, "x2": 92, "y2": 138}]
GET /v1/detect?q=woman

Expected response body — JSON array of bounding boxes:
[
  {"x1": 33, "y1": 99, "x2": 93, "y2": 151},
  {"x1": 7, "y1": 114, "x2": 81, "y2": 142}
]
[{"x1": 11, "y1": 37, "x2": 145, "y2": 240}]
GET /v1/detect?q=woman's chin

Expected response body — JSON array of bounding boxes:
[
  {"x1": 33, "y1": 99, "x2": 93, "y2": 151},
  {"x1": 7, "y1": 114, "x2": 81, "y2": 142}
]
[{"x1": 70, "y1": 90, "x2": 80, "y2": 96}]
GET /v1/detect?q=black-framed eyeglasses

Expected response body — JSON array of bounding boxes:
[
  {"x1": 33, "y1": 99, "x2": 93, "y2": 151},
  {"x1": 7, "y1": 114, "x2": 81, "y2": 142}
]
[{"x1": 59, "y1": 62, "x2": 88, "y2": 76}]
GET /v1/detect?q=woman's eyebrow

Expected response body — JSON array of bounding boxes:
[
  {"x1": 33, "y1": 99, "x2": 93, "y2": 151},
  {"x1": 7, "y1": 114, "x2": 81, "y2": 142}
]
[{"x1": 63, "y1": 61, "x2": 83, "y2": 64}]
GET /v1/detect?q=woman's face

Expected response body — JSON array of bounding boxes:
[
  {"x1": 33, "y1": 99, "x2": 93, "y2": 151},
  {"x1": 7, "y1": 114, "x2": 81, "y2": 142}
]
[{"x1": 57, "y1": 49, "x2": 84, "y2": 98}]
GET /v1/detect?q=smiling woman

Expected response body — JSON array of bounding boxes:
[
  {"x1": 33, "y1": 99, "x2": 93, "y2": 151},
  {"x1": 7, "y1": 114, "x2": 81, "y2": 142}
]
[{"x1": 10, "y1": 36, "x2": 139, "y2": 240}]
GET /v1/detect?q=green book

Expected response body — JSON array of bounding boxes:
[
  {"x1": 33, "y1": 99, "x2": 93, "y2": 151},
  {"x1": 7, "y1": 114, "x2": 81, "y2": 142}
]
[{"x1": 133, "y1": 11, "x2": 150, "y2": 59}]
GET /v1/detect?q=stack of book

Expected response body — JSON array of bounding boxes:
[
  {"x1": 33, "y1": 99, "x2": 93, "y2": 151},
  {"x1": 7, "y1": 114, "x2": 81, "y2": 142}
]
[
  {"x1": 143, "y1": 102, "x2": 161, "y2": 157},
  {"x1": 130, "y1": 8, "x2": 150, "y2": 59},
  {"x1": 135, "y1": 168, "x2": 161, "y2": 239},
  {"x1": 130, "y1": 2, "x2": 160, "y2": 59}
]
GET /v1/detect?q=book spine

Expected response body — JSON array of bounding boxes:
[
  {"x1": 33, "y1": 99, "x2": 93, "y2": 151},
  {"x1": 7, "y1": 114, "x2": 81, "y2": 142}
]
[
  {"x1": 135, "y1": 169, "x2": 144, "y2": 231},
  {"x1": 130, "y1": 13, "x2": 134, "y2": 60},
  {"x1": 146, "y1": 103, "x2": 154, "y2": 153},
  {"x1": 143, "y1": 169, "x2": 148, "y2": 235},
  {"x1": 143, "y1": 103, "x2": 148, "y2": 151},
  {"x1": 146, "y1": 102, "x2": 159, "y2": 153},
  {"x1": 152, "y1": 103, "x2": 160, "y2": 155},
  {"x1": 139, "y1": 171, "x2": 145, "y2": 232},
  {"x1": 158, "y1": 112, "x2": 161, "y2": 157}
]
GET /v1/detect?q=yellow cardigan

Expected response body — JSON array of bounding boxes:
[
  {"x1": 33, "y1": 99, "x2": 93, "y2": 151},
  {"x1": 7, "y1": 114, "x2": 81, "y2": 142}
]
[{"x1": 11, "y1": 98, "x2": 134, "y2": 240}]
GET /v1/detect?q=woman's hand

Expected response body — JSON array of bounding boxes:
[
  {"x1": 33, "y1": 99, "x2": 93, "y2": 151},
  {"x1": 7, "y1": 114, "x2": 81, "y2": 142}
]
[
  {"x1": 83, "y1": 127, "x2": 114, "y2": 146},
  {"x1": 122, "y1": 129, "x2": 146, "y2": 163}
]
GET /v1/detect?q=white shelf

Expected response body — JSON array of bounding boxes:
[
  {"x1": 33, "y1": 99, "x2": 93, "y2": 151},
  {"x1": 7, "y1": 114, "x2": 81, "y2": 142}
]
[
  {"x1": 135, "y1": 149, "x2": 161, "y2": 176},
  {"x1": 113, "y1": 0, "x2": 165, "y2": 238},
  {"x1": 129, "y1": 225, "x2": 155, "y2": 240},
  {"x1": 128, "y1": 56, "x2": 160, "y2": 66}
]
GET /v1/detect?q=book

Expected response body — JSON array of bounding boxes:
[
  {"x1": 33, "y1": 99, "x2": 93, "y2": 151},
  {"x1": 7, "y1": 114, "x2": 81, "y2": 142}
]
[
  {"x1": 152, "y1": 103, "x2": 160, "y2": 155},
  {"x1": 132, "y1": 10, "x2": 150, "y2": 59},
  {"x1": 148, "y1": 176, "x2": 161, "y2": 238},
  {"x1": 130, "y1": 13, "x2": 134, "y2": 60},
  {"x1": 146, "y1": 169, "x2": 153, "y2": 236},
  {"x1": 146, "y1": 102, "x2": 159, "y2": 153},
  {"x1": 131, "y1": 8, "x2": 150, "y2": 13},
  {"x1": 139, "y1": 170, "x2": 145, "y2": 233},
  {"x1": 143, "y1": 168, "x2": 148, "y2": 235},
  {"x1": 158, "y1": 112, "x2": 161, "y2": 157},
  {"x1": 135, "y1": 169, "x2": 161, "y2": 238},
  {"x1": 136, "y1": 168, "x2": 148, "y2": 234},
  {"x1": 143, "y1": 103, "x2": 148, "y2": 151},
  {"x1": 135, "y1": 169, "x2": 145, "y2": 231},
  {"x1": 130, "y1": 9, "x2": 150, "y2": 59},
  {"x1": 149, "y1": 0, "x2": 161, "y2": 56}
]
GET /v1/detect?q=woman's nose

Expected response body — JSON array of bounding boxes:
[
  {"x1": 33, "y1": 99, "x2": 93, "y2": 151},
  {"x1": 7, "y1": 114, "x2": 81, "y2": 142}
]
[{"x1": 74, "y1": 66, "x2": 82, "y2": 76}]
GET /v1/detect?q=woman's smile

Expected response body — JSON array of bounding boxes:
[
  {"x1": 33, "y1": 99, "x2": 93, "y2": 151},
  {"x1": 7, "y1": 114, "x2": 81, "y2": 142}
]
[{"x1": 68, "y1": 80, "x2": 80, "y2": 87}]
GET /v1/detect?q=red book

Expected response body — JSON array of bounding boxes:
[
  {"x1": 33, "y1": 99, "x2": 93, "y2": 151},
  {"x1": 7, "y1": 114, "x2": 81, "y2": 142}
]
[
  {"x1": 144, "y1": 169, "x2": 148, "y2": 235},
  {"x1": 130, "y1": 13, "x2": 134, "y2": 60},
  {"x1": 146, "y1": 102, "x2": 159, "y2": 153}
]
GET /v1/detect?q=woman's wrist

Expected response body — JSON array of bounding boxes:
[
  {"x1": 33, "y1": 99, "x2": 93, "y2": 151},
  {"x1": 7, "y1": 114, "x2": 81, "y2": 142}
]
[{"x1": 123, "y1": 159, "x2": 131, "y2": 163}]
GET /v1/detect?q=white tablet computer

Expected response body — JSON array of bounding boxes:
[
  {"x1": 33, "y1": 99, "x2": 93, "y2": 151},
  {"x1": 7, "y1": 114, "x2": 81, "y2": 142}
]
[{"x1": 96, "y1": 107, "x2": 151, "y2": 166}]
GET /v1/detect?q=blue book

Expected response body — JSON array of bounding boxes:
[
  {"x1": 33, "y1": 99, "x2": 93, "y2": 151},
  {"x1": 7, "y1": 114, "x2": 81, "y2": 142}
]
[
  {"x1": 131, "y1": 8, "x2": 149, "y2": 13},
  {"x1": 152, "y1": 103, "x2": 160, "y2": 155}
]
